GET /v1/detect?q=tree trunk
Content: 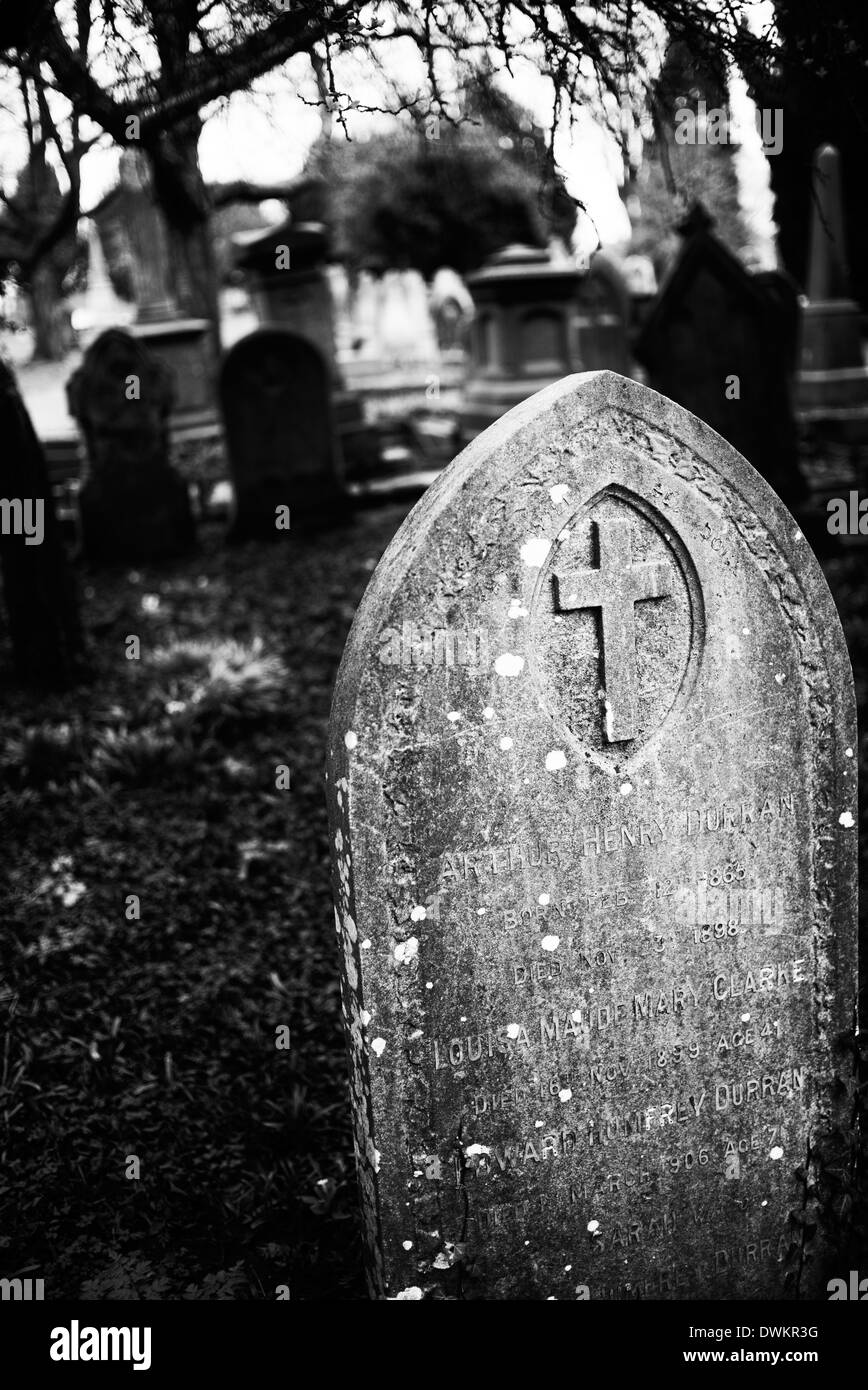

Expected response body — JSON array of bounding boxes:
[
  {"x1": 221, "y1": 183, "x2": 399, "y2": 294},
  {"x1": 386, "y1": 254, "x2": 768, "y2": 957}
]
[
  {"x1": 28, "y1": 261, "x2": 70, "y2": 361},
  {"x1": 146, "y1": 119, "x2": 222, "y2": 382}
]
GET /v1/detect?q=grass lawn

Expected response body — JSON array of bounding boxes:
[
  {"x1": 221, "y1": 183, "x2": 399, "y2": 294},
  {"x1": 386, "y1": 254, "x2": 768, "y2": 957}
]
[
  {"x1": 0, "y1": 503, "x2": 413, "y2": 1300},
  {"x1": 0, "y1": 504, "x2": 864, "y2": 1300}
]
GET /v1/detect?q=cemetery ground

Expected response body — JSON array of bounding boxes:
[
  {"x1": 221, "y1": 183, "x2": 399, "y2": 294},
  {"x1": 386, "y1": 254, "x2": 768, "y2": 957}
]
[{"x1": 0, "y1": 501, "x2": 865, "y2": 1301}]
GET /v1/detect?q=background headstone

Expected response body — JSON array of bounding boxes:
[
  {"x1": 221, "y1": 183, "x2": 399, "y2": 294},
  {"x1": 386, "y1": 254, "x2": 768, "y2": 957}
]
[
  {"x1": 66, "y1": 329, "x2": 195, "y2": 564},
  {"x1": 459, "y1": 244, "x2": 630, "y2": 445},
  {"x1": 219, "y1": 328, "x2": 346, "y2": 539},
  {"x1": 0, "y1": 359, "x2": 87, "y2": 686},
  {"x1": 328, "y1": 370, "x2": 857, "y2": 1301},
  {"x1": 796, "y1": 144, "x2": 868, "y2": 421},
  {"x1": 635, "y1": 206, "x2": 804, "y2": 509}
]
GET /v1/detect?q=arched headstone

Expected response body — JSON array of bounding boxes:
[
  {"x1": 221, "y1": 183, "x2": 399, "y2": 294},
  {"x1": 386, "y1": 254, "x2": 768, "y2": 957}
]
[
  {"x1": 66, "y1": 328, "x2": 194, "y2": 564},
  {"x1": 219, "y1": 328, "x2": 346, "y2": 539},
  {"x1": 327, "y1": 371, "x2": 857, "y2": 1301}
]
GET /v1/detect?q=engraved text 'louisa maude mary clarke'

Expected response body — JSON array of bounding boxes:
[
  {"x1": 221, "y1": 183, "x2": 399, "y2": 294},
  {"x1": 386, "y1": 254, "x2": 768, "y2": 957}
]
[{"x1": 327, "y1": 371, "x2": 857, "y2": 1301}]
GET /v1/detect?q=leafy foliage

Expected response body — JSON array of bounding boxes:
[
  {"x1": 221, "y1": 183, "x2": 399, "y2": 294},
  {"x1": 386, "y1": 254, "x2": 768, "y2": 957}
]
[{"x1": 311, "y1": 71, "x2": 578, "y2": 276}]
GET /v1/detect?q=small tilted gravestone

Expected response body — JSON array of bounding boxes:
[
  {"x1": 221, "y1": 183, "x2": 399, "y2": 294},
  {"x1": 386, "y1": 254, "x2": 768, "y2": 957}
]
[
  {"x1": 219, "y1": 328, "x2": 346, "y2": 540},
  {"x1": 327, "y1": 371, "x2": 857, "y2": 1301},
  {"x1": 67, "y1": 329, "x2": 194, "y2": 564},
  {"x1": 0, "y1": 359, "x2": 87, "y2": 686}
]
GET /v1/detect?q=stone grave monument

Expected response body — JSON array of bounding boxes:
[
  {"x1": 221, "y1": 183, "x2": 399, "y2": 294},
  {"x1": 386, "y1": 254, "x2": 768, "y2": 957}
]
[
  {"x1": 0, "y1": 358, "x2": 87, "y2": 685},
  {"x1": 635, "y1": 205, "x2": 804, "y2": 510},
  {"x1": 796, "y1": 144, "x2": 868, "y2": 429},
  {"x1": 231, "y1": 221, "x2": 378, "y2": 481},
  {"x1": 459, "y1": 244, "x2": 631, "y2": 446},
  {"x1": 219, "y1": 327, "x2": 346, "y2": 539},
  {"x1": 327, "y1": 370, "x2": 857, "y2": 1300},
  {"x1": 66, "y1": 329, "x2": 195, "y2": 564}
]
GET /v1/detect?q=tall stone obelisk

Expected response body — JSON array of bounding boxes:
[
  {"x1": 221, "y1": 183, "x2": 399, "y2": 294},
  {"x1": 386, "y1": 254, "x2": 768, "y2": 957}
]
[{"x1": 796, "y1": 144, "x2": 868, "y2": 423}]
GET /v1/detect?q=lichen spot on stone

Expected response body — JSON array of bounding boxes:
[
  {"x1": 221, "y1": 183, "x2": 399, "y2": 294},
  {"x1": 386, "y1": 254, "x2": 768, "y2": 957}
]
[
  {"x1": 769, "y1": 1145, "x2": 784, "y2": 1161},
  {"x1": 446, "y1": 710, "x2": 461, "y2": 722},
  {"x1": 587, "y1": 1219, "x2": 599, "y2": 1233},
  {"x1": 845, "y1": 747, "x2": 854, "y2": 758},
  {"x1": 507, "y1": 599, "x2": 528, "y2": 619},
  {"x1": 483, "y1": 706, "x2": 495, "y2": 720},
  {"x1": 371, "y1": 1037, "x2": 387, "y2": 1057},
  {"x1": 549, "y1": 484, "x2": 569, "y2": 506},
  {"x1": 558, "y1": 1086, "x2": 572, "y2": 1102},
  {"x1": 520, "y1": 537, "x2": 551, "y2": 567},
  {"x1": 494, "y1": 652, "x2": 525, "y2": 677},
  {"x1": 360, "y1": 1009, "x2": 371, "y2": 1026},
  {"x1": 465, "y1": 1143, "x2": 491, "y2": 1157},
  {"x1": 410, "y1": 904, "x2": 427, "y2": 922},
  {"x1": 394, "y1": 936, "x2": 419, "y2": 965},
  {"x1": 506, "y1": 1022, "x2": 521, "y2": 1040},
  {"x1": 433, "y1": 1252, "x2": 451, "y2": 1270},
  {"x1": 604, "y1": 699, "x2": 615, "y2": 741},
  {"x1": 425, "y1": 980, "x2": 434, "y2": 990},
  {"x1": 538, "y1": 893, "x2": 550, "y2": 906},
  {"x1": 545, "y1": 749, "x2": 567, "y2": 772},
  {"x1": 344, "y1": 730, "x2": 358, "y2": 750},
  {"x1": 774, "y1": 672, "x2": 785, "y2": 685},
  {"x1": 535, "y1": 1120, "x2": 544, "y2": 1128},
  {"x1": 402, "y1": 1240, "x2": 414, "y2": 1251},
  {"x1": 393, "y1": 1286, "x2": 423, "y2": 1300},
  {"x1": 839, "y1": 810, "x2": 855, "y2": 828},
  {"x1": 499, "y1": 735, "x2": 514, "y2": 751},
  {"x1": 620, "y1": 781, "x2": 633, "y2": 796},
  {"x1": 360, "y1": 938, "x2": 371, "y2": 950},
  {"x1": 571, "y1": 1009, "x2": 582, "y2": 1023},
  {"x1": 541, "y1": 935, "x2": 560, "y2": 952}
]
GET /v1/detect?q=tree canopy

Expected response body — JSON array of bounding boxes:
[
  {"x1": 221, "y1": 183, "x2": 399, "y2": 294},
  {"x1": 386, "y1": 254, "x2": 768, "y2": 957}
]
[{"x1": 308, "y1": 71, "x2": 578, "y2": 278}]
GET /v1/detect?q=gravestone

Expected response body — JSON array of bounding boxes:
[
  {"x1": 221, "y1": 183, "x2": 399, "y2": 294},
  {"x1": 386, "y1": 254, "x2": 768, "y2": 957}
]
[
  {"x1": 796, "y1": 144, "x2": 868, "y2": 424},
  {"x1": 635, "y1": 206, "x2": 804, "y2": 510},
  {"x1": 327, "y1": 370, "x2": 857, "y2": 1301},
  {"x1": 459, "y1": 245, "x2": 630, "y2": 446},
  {"x1": 66, "y1": 329, "x2": 195, "y2": 564},
  {"x1": 219, "y1": 328, "x2": 346, "y2": 539},
  {"x1": 0, "y1": 359, "x2": 87, "y2": 686}
]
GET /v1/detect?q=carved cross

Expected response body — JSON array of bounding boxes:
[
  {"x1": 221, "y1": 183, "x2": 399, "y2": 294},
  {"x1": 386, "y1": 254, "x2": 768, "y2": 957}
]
[{"x1": 554, "y1": 519, "x2": 671, "y2": 743}]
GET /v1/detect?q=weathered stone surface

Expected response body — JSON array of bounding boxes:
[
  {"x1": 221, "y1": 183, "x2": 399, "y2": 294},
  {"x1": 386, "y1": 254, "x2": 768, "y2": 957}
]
[
  {"x1": 327, "y1": 371, "x2": 857, "y2": 1301},
  {"x1": 66, "y1": 329, "x2": 195, "y2": 564},
  {"x1": 219, "y1": 328, "x2": 346, "y2": 539}
]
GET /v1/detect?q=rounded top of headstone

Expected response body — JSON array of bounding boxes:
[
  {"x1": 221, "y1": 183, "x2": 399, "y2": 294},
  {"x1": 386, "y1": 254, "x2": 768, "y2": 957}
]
[{"x1": 233, "y1": 220, "x2": 329, "y2": 273}]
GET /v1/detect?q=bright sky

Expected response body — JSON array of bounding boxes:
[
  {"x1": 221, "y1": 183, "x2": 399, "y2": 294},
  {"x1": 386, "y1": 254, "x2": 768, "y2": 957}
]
[{"x1": 0, "y1": 3, "x2": 777, "y2": 262}]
